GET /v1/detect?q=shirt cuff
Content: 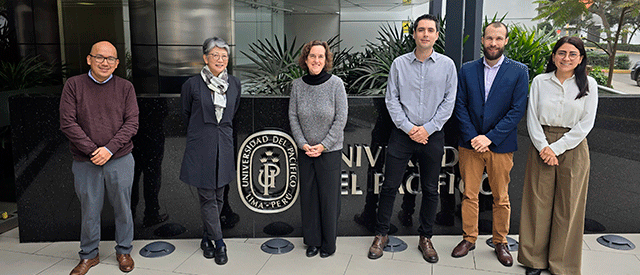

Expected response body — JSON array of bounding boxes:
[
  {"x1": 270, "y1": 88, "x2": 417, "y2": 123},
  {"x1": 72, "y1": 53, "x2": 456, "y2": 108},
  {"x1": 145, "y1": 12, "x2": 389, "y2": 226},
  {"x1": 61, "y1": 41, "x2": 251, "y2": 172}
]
[
  {"x1": 104, "y1": 147, "x2": 113, "y2": 156},
  {"x1": 400, "y1": 121, "x2": 414, "y2": 134}
]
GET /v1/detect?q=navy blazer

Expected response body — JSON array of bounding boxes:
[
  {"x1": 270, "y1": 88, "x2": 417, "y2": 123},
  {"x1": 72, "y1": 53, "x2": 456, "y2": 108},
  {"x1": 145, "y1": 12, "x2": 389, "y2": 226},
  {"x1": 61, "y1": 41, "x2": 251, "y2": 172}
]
[
  {"x1": 180, "y1": 74, "x2": 241, "y2": 189},
  {"x1": 455, "y1": 57, "x2": 528, "y2": 153}
]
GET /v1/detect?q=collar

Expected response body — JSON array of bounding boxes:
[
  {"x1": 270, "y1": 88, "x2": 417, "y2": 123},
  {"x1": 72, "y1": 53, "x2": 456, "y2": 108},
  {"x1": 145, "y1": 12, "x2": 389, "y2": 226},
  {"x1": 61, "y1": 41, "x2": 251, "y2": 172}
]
[
  {"x1": 411, "y1": 49, "x2": 437, "y2": 63},
  {"x1": 88, "y1": 70, "x2": 113, "y2": 84},
  {"x1": 483, "y1": 55, "x2": 505, "y2": 69}
]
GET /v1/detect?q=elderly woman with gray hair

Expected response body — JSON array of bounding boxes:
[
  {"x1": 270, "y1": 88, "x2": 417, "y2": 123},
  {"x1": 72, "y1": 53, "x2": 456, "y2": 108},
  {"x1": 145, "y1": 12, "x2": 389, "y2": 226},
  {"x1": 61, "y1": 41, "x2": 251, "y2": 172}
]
[{"x1": 180, "y1": 37, "x2": 240, "y2": 264}]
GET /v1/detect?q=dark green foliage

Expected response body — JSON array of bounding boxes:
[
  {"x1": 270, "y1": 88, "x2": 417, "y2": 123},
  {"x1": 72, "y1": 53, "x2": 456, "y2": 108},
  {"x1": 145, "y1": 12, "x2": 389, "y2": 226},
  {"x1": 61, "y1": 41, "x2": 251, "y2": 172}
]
[
  {"x1": 0, "y1": 56, "x2": 65, "y2": 91},
  {"x1": 238, "y1": 35, "x2": 303, "y2": 95},
  {"x1": 587, "y1": 51, "x2": 631, "y2": 69},
  {"x1": 484, "y1": 14, "x2": 559, "y2": 83},
  {"x1": 587, "y1": 42, "x2": 640, "y2": 52},
  {"x1": 504, "y1": 25, "x2": 559, "y2": 82},
  {"x1": 589, "y1": 65, "x2": 609, "y2": 86}
]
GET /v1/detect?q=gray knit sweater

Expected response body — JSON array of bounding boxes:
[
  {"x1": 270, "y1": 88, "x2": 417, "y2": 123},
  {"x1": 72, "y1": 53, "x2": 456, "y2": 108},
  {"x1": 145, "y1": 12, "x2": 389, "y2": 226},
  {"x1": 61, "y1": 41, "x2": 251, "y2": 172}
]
[{"x1": 288, "y1": 75, "x2": 348, "y2": 152}]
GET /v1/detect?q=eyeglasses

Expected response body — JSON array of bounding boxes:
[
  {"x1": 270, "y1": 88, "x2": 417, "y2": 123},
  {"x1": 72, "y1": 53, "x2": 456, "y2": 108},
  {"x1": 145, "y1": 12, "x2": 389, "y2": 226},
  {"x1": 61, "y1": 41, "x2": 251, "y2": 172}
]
[
  {"x1": 556, "y1": 51, "x2": 580, "y2": 60},
  {"x1": 207, "y1": 53, "x2": 229, "y2": 61},
  {"x1": 89, "y1": 54, "x2": 118, "y2": 64}
]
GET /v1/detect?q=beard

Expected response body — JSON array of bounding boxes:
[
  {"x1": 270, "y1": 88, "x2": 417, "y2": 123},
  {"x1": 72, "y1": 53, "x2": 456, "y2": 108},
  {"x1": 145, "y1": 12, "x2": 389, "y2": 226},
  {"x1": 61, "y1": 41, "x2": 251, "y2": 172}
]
[{"x1": 483, "y1": 46, "x2": 504, "y2": 61}]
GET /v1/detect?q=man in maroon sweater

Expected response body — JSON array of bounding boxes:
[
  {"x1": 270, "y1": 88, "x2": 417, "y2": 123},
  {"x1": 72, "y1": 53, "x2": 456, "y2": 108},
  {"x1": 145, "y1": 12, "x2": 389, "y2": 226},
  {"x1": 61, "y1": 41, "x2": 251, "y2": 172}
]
[{"x1": 60, "y1": 41, "x2": 138, "y2": 275}]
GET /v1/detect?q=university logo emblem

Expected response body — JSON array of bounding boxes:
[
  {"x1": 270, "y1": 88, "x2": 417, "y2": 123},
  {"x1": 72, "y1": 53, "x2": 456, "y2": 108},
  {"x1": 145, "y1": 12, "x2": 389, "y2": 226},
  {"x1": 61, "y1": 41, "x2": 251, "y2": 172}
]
[{"x1": 237, "y1": 130, "x2": 299, "y2": 213}]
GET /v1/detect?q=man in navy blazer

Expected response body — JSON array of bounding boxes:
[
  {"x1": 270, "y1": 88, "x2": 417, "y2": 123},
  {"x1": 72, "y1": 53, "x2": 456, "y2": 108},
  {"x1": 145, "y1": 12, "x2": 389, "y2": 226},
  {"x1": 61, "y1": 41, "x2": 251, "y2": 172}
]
[{"x1": 451, "y1": 22, "x2": 528, "y2": 267}]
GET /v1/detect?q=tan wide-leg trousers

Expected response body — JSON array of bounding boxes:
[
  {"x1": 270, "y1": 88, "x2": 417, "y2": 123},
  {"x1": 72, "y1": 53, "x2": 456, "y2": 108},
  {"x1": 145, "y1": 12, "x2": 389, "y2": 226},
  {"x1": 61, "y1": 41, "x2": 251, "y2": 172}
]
[
  {"x1": 518, "y1": 126, "x2": 590, "y2": 275},
  {"x1": 459, "y1": 146, "x2": 514, "y2": 244}
]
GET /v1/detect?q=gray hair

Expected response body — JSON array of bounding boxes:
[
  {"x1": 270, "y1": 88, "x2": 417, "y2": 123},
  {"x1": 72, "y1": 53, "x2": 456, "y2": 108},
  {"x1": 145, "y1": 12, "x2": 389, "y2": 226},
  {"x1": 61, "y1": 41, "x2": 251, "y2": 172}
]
[{"x1": 202, "y1": 37, "x2": 230, "y2": 55}]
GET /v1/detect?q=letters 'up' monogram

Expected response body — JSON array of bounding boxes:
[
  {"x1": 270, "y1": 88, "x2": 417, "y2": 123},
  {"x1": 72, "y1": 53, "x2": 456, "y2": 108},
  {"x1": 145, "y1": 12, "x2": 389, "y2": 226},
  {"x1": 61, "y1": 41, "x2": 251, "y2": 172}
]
[{"x1": 258, "y1": 150, "x2": 281, "y2": 196}]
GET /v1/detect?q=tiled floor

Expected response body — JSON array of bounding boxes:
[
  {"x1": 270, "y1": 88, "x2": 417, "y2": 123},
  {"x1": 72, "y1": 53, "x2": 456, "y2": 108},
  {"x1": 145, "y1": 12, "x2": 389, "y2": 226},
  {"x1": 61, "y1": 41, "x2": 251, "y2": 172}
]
[{"x1": 1, "y1": 228, "x2": 640, "y2": 275}]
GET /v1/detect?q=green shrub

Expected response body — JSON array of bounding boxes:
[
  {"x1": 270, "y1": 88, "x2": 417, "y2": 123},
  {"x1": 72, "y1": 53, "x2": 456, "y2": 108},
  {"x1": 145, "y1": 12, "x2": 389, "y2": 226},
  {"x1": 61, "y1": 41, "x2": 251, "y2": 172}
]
[
  {"x1": 586, "y1": 51, "x2": 631, "y2": 69},
  {"x1": 586, "y1": 42, "x2": 640, "y2": 53},
  {"x1": 0, "y1": 55, "x2": 64, "y2": 91},
  {"x1": 504, "y1": 24, "x2": 559, "y2": 82},
  {"x1": 589, "y1": 66, "x2": 608, "y2": 86}
]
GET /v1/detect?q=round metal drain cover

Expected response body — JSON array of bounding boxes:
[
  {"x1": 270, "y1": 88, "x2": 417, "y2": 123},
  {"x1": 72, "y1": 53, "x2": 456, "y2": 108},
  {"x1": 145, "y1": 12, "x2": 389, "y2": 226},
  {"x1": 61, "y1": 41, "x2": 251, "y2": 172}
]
[
  {"x1": 261, "y1": 238, "x2": 294, "y2": 254},
  {"x1": 597, "y1": 235, "x2": 636, "y2": 250},
  {"x1": 486, "y1": 237, "x2": 519, "y2": 251},
  {"x1": 383, "y1": 236, "x2": 408, "y2": 252},
  {"x1": 139, "y1": 241, "x2": 175, "y2": 258}
]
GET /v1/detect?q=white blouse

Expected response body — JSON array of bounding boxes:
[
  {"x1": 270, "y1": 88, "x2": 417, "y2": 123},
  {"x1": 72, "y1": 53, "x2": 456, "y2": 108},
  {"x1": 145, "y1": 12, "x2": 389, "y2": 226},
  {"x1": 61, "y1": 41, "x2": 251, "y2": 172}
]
[{"x1": 527, "y1": 72, "x2": 598, "y2": 156}]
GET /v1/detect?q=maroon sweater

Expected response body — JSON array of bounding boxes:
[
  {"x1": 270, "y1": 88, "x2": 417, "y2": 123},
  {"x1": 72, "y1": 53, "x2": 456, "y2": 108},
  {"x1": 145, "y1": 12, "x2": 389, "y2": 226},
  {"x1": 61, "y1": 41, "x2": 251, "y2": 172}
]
[{"x1": 59, "y1": 74, "x2": 139, "y2": 161}]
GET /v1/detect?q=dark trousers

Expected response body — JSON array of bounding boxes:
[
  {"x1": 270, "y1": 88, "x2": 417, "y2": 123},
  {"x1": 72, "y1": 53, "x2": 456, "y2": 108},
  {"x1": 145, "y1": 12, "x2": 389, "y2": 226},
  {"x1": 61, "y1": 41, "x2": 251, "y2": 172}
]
[
  {"x1": 198, "y1": 186, "x2": 225, "y2": 241},
  {"x1": 298, "y1": 150, "x2": 342, "y2": 254},
  {"x1": 376, "y1": 128, "x2": 444, "y2": 238}
]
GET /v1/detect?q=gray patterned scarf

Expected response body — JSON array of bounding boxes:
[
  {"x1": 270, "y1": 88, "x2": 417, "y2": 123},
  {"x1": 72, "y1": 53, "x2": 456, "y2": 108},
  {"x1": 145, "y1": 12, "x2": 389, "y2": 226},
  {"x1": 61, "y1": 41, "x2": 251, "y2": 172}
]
[{"x1": 201, "y1": 65, "x2": 228, "y2": 123}]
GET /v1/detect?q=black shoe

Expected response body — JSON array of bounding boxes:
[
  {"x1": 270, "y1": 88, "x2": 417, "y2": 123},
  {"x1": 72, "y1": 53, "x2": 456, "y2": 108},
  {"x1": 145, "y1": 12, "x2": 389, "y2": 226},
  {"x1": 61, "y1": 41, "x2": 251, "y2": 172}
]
[
  {"x1": 397, "y1": 210, "x2": 413, "y2": 227},
  {"x1": 214, "y1": 245, "x2": 228, "y2": 265},
  {"x1": 143, "y1": 213, "x2": 169, "y2": 227},
  {"x1": 201, "y1": 238, "x2": 214, "y2": 251},
  {"x1": 306, "y1": 246, "x2": 319, "y2": 257},
  {"x1": 525, "y1": 267, "x2": 542, "y2": 275},
  {"x1": 203, "y1": 246, "x2": 215, "y2": 259},
  {"x1": 320, "y1": 250, "x2": 333, "y2": 258}
]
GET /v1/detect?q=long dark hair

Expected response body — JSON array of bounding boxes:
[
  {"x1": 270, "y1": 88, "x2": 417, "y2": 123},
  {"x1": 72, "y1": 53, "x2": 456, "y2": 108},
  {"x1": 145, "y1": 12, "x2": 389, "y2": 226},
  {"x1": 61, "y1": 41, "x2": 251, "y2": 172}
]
[{"x1": 545, "y1": 36, "x2": 589, "y2": 99}]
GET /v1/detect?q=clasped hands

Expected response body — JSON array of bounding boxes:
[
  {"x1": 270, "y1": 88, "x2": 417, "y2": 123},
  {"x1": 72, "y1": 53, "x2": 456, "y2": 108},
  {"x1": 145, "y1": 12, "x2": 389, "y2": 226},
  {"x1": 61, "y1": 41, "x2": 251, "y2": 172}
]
[
  {"x1": 303, "y1": 143, "x2": 325, "y2": 158},
  {"x1": 408, "y1": 126, "x2": 430, "y2": 144},
  {"x1": 539, "y1": 146, "x2": 558, "y2": 166},
  {"x1": 90, "y1": 147, "x2": 112, "y2": 166},
  {"x1": 470, "y1": 135, "x2": 492, "y2": 153}
]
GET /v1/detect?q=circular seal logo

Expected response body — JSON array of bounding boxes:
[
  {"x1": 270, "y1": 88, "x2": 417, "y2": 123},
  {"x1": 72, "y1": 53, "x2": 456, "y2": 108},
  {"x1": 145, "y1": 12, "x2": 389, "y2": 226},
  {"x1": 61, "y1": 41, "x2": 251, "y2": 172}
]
[{"x1": 237, "y1": 130, "x2": 299, "y2": 214}]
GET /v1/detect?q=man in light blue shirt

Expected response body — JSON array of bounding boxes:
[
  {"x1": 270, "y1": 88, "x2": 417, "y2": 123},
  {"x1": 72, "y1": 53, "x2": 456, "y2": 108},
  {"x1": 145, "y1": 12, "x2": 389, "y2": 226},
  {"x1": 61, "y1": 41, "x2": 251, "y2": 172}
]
[{"x1": 368, "y1": 14, "x2": 457, "y2": 263}]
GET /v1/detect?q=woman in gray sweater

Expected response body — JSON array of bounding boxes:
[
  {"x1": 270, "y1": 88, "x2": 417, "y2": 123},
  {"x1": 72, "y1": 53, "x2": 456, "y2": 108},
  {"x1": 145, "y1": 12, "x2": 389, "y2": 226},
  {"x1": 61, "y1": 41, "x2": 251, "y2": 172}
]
[{"x1": 289, "y1": 40, "x2": 348, "y2": 258}]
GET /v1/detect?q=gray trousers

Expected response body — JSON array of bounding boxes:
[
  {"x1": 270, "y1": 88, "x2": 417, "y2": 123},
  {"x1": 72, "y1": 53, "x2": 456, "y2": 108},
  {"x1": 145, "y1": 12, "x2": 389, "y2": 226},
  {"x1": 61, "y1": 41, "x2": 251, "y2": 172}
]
[
  {"x1": 198, "y1": 186, "x2": 225, "y2": 241},
  {"x1": 72, "y1": 153, "x2": 134, "y2": 259}
]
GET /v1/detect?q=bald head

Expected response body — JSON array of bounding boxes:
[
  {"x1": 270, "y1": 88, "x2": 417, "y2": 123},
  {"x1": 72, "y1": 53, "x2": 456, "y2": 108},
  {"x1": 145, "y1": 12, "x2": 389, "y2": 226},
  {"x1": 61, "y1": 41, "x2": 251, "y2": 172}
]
[
  {"x1": 87, "y1": 41, "x2": 119, "y2": 82},
  {"x1": 90, "y1": 41, "x2": 117, "y2": 56}
]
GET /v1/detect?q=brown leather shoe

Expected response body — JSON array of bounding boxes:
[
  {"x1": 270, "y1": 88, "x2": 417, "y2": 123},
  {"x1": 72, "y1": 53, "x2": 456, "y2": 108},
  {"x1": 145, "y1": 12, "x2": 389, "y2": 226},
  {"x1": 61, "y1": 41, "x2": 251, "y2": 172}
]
[
  {"x1": 367, "y1": 234, "x2": 389, "y2": 259},
  {"x1": 116, "y1": 253, "x2": 135, "y2": 272},
  {"x1": 494, "y1": 243, "x2": 513, "y2": 266},
  {"x1": 418, "y1": 236, "x2": 438, "y2": 263},
  {"x1": 70, "y1": 254, "x2": 99, "y2": 275},
  {"x1": 451, "y1": 239, "x2": 475, "y2": 258}
]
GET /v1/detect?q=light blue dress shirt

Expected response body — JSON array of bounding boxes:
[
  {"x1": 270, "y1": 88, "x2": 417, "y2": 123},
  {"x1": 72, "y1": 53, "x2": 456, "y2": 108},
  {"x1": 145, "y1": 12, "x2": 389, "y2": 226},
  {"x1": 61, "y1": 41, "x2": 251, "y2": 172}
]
[{"x1": 385, "y1": 50, "x2": 458, "y2": 135}]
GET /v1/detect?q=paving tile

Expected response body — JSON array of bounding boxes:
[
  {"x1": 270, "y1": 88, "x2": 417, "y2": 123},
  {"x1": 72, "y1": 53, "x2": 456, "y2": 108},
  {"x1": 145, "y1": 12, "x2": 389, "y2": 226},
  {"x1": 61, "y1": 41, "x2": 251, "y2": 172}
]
[
  {"x1": 434, "y1": 265, "x2": 520, "y2": 275},
  {"x1": 258, "y1": 244, "x2": 350, "y2": 275},
  {"x1": 473, "y1": 236, "x2": 523, "y2": 275},
  {"x1": 0, "y1": 236, "x2": 52, "y2": 254},
  {"x1": 0, "y1": 249, "x2": 62, "y2": 275},
  {"x1": 0, "y1": 227, "x2": 20, "y2": 238},
  {"x1": 102, "y1": 239, "x2": 199, "y2": 272},
  {"x1": 336, "y1": 236, "x2": 394, "y2": 260},
  {"x1": 35, "y1": 240, "x2": 116, "y2": 260},
  {"x1": 582, "y1": 249, "x2": 640, "y2": 275},
  {"x1": 176, "y1": 239, "x2": 270, "y2": 275},
  {"x1": 392, "y1": 235, "x2": 476, "y2": 269},
  {"x1": 345, "y1": 254, "x2": 431, "y2": 275}
]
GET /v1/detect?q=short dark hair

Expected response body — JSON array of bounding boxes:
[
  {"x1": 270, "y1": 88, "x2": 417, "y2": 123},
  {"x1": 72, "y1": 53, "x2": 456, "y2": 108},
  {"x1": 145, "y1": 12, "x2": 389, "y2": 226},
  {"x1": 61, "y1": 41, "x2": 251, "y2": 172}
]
[
  {"x1": 483, "y1": 22, "x2": 509, "y2": 38},
  {"x1": 413, "y1": 14, "x2": 439, "y2": 33},
  {"x1": 298, "y1": 40, "x2": 333, "y2": 73}
]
